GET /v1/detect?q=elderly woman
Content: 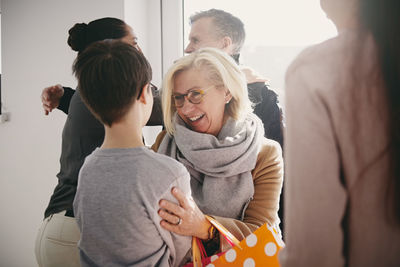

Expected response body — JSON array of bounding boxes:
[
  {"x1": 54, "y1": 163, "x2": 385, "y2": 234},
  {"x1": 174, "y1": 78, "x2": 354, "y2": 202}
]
[{"x1": 152, "y1": 47, "x2": 283, "y2": 253}]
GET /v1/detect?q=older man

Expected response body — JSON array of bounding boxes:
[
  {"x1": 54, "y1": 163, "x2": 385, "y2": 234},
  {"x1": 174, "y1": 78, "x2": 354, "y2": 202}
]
[{"x1": 185, "y1": 9, "x2": 284, "y2": 147}]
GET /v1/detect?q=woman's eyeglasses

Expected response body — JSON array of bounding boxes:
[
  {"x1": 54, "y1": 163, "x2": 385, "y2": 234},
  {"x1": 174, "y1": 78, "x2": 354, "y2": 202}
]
[{"x1": 172, "y1": 85, "x2": 215, "y2": 108}]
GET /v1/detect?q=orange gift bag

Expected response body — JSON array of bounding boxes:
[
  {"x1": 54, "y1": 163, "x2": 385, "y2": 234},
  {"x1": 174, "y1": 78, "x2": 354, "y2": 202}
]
[{"x1": 191, "y1": 216, "x2": 284, "y2": 267}]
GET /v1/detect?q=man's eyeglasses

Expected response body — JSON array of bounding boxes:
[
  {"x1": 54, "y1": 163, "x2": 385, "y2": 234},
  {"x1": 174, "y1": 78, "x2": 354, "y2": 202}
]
[
  {"x1": 172, "y1": 85, "x2": 215, "y2": 108},
  {"x1": 137, "y1": 82, "x2": 159, "y2": 99}
]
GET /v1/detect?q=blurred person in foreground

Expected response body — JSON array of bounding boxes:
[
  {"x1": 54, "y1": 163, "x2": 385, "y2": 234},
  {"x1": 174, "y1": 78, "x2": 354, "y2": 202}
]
[{"x1": 280, "y1": 0, "x2": 400, "y2": 266}]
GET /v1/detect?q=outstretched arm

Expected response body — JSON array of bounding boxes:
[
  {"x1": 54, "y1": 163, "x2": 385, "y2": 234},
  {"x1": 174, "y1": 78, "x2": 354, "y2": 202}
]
[
  {"x1": 41, "y1": 84, "x2": 75, "y2": 115},
  {"x1": 58, "y1": 87, "x2": 75, "y2": 114}
]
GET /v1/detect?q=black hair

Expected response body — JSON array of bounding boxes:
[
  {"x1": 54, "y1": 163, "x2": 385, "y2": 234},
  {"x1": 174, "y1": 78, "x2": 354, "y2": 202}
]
[
  {"x1": 67, "y1": 17, "x2": 128, "y2": 53},
  {"x1": 73, "y1": 40, "x2": 152, "y2": 127},
  {"x1": 360, "y1": 0, "x2": 400, "y2": 223}
]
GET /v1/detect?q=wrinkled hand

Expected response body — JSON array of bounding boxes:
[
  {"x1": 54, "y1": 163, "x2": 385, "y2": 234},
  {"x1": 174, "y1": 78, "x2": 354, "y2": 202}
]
[
  {"x1": 159, "y1": 187, "x2": 211, "y2": 240},
  {"x1": 41, "y1": 84, "x2": 64, "y2": 115}
]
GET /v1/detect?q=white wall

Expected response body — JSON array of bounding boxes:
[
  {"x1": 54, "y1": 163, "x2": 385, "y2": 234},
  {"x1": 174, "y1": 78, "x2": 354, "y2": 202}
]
[
  {"x1": 125, "y1": 0, "x2": 162, "y2": 86},
  {"x1": 0, "y1": 0, "x2": 160, "y2": 266},
  {"x1": 161, "y1": 0, "x2": 184, "y2": 75},
  {"x1": 125, "y1": 0, "x2": 164, "y2": 145}
]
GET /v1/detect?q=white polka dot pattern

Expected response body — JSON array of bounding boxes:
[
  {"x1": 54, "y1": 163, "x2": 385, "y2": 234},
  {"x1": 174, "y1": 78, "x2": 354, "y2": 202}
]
[
  {"x1": 203, "y1": 223, "x2": 283, "y2": 266},
  {"x1": 243, "y1": 258, "x2": 256, "y2": 267},
  {"x1": 225, "y1": 249, "x2": 237, "y2": 262},
  {"x1": 265, "y1": 242, "x2": 277, "y2": 256},
  {"x1": 246, "y1": 234, "x2": 258, "y2": 247},
  {"x1": 210, "y1": 255, "x2": 219, "y2": 262}
]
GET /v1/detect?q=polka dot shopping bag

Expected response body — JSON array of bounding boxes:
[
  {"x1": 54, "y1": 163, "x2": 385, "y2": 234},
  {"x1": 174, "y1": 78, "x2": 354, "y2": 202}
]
[
  {"x1": 191, "y1": 215, "x2": 284, "y2": 267},
  {"x1": 208, "y1": 223, "x2": 284, "y2": 266}
]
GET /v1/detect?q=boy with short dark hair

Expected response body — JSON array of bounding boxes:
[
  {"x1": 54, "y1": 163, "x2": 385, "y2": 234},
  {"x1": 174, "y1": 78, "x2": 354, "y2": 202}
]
[{"x1": 72, "y1": 40, "x2": 191, "y2": 267}]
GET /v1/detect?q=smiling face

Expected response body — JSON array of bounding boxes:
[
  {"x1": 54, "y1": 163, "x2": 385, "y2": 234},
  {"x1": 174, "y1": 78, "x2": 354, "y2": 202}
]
[{"x1": 173, "y1": 67, "x2": 230, "y2": 136}]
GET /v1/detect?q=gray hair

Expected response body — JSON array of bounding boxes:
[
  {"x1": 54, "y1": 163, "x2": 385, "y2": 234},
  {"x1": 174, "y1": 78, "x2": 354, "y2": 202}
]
[{"x1": 189, "y1": 9, "x2": 245, "y2": 55}]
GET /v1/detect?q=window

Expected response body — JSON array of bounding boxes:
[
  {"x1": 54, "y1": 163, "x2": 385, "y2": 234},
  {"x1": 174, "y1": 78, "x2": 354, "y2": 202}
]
[
  {"x1": 183, "y1": 0, "x2": 337, "y2": 105},
  {"x1": 0, "y1": 11, "x2": 2, "y2": 116},
  {"x1": 143, "y1": 0, "x2": 337, "y2": 144}
]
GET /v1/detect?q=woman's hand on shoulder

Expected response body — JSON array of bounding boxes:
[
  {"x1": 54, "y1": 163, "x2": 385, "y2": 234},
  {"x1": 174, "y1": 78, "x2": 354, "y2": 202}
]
[{"x1": 158, "y1": 187, "x2": 211, "y2": 240}]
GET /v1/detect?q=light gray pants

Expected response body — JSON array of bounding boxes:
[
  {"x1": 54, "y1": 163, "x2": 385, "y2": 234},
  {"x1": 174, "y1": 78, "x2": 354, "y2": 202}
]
[{"x1": 35, "y1": 211, "x2": 81, "y2": 267}]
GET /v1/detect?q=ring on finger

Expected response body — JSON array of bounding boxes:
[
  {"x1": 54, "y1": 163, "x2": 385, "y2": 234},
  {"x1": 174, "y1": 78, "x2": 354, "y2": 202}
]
[{"x1": 176, "y1": 217, "x2": 182, "y2": 225}]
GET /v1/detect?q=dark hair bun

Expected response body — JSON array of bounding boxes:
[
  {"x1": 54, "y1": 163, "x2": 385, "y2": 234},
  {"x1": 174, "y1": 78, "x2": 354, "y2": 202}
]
[{"x1": 67, "y1": 23, "x2": 89, "y2": 52}]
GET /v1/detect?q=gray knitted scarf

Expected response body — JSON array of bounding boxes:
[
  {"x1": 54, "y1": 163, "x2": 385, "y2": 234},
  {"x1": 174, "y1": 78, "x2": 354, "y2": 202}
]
[{"x1": 158, "y1": 113, "x2": 264, "y2": 219}]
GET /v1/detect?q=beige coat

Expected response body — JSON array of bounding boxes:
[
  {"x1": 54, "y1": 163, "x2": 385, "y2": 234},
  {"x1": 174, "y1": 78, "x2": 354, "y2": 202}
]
[
  {"x1": 152, "y1": 130, "x2": 283, "y2": 251},
  {"x1": 280, "y1": 30, "x2": 400, "y2": 266}
]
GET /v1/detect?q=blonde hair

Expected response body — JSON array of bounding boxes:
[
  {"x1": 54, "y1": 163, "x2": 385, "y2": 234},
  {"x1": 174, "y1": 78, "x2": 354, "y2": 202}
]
[{"x1": 162, "y1": 47, "x2": 252, "y2": 135}]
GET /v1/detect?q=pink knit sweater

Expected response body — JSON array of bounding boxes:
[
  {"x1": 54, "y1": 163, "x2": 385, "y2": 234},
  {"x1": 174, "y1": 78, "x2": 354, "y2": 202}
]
[{"x1": 280, "y1": 30, "x2": 400, "y2": 266}]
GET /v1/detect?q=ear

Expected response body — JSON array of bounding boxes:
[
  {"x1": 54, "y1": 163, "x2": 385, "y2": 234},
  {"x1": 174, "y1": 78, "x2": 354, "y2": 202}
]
[
  {"x1": 138, "y1": 84, "x2": 151, "y2": 105},
  {"x1": 225, "y1": 90, "x2": 233, "y2": 104},
  {"x1": 222, "y1": 36, "x2": 233, "y2": 53}
]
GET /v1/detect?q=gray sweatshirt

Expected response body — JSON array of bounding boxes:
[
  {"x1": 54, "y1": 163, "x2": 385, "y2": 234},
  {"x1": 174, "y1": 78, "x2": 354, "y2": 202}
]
[{"x1": 73, "y1": 147, "x2": 191, "y2": 267}]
